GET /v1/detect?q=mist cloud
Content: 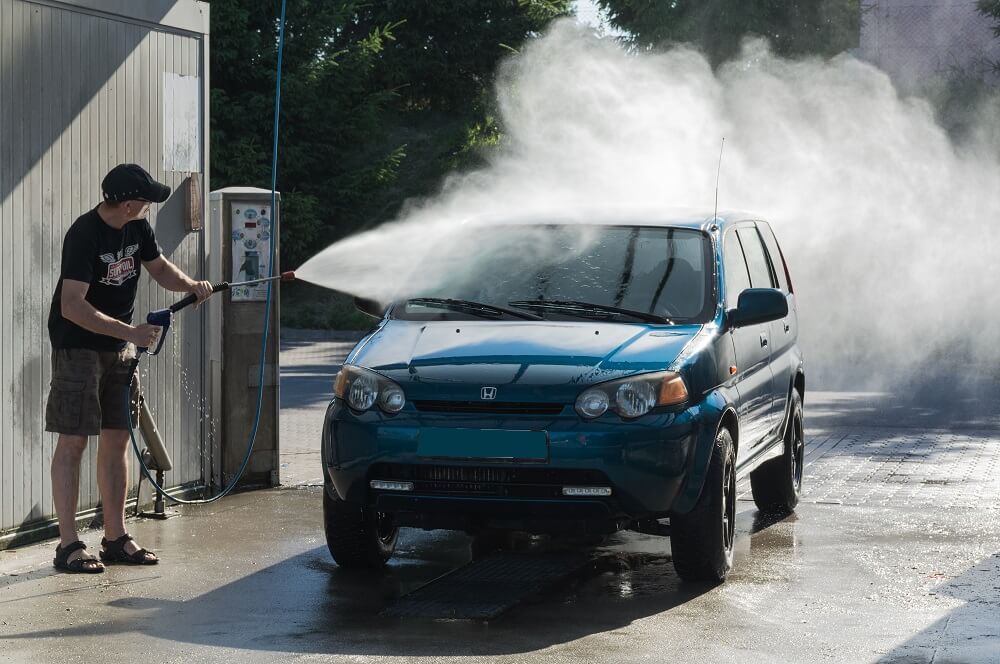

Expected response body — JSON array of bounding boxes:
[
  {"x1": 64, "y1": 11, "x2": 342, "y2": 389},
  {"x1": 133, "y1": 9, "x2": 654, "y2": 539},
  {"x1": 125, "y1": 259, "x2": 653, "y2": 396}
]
[{"x1": 298, "y1": 20, "x2": 1000, "y2": 390}]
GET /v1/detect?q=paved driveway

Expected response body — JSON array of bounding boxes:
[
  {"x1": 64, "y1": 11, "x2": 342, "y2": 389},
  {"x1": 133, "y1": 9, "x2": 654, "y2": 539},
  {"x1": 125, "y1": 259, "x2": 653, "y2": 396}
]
[{"x1": 1, "y1": 334, "x2": 997, "y2": 663}]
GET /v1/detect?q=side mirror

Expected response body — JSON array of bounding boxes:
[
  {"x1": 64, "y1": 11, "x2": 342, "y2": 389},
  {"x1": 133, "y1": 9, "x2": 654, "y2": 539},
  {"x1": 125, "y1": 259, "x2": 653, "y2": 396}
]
[
  {"x1": 728, "y1": 288, "x2": 788, "y2": 328},
  {"x1": 354, "y1": 296, "x2": 388, "y2": 319}
]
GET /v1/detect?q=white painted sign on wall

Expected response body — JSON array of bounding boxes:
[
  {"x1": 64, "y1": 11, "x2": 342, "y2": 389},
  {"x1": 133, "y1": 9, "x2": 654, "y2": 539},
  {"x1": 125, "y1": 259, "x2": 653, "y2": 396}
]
[{"x1": 163, "y1": 73, "x2": 202, "y2": 172}]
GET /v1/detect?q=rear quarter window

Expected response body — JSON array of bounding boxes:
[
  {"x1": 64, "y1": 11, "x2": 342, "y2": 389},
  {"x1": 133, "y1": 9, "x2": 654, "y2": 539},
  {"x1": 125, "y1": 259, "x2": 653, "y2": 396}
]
[
  {"x1": 756, "y1": 222, "x2": 791, "y2": 293},
  {"x1": 723, "y1": 231, "x2": 752, "y2": 308},
  {"x1": 736, "y1": 227, "x2": 775, "y2": 289}
]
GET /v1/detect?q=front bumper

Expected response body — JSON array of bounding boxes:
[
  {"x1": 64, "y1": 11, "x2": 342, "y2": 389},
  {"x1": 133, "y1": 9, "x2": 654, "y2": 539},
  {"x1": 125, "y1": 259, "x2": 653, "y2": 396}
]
[{"x1": 321, "y1": 398, "x2": 716, "y2": 529}]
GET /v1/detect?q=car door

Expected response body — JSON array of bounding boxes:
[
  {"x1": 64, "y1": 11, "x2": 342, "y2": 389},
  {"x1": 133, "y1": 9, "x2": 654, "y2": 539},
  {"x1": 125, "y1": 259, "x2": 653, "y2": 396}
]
[
  {"x1": 724, "y1": 228, "x2": 774, "y2": 452},
  {"x1": 756, "y1": 221, "x2": 797, "y2": 433},
  {"x1": 735, "y1": 226, "x2": 781, "y2": 443}
]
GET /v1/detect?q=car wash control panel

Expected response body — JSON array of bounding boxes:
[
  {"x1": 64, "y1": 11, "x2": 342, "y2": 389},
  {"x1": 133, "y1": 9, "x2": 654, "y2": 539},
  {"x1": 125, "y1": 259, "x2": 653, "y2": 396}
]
[{"x1": 231, "y1": 203, "x2": 273, "y2": 301}]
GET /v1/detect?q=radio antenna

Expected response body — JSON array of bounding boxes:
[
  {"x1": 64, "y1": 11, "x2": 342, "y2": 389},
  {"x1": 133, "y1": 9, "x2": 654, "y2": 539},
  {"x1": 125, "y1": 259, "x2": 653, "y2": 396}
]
[{"x1": 714, "y1": 137, "x2": 725, "y2": 222}]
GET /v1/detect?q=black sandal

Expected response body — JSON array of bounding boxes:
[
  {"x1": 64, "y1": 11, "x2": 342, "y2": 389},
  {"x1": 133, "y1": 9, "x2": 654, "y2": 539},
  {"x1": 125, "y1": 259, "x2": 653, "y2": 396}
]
[
  {"x1": 54, "y1": 541, "x2": 105, "y2": 574},
  {"x1": 100, "y1": 534, "x2": 159, "y2": 565}
]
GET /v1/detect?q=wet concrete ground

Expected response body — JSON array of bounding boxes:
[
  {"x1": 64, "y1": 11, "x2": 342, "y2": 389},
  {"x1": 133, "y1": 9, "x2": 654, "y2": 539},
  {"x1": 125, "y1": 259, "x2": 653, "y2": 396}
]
[{"x1": 1, "y1": 335, "x2": 998, "y2": 663}]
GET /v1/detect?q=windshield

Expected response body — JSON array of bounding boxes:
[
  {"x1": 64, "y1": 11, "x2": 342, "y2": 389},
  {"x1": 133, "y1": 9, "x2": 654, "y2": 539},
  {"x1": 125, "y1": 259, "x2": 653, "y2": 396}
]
[{"x1": 395, "y1": 225, "x2": 715, "y2": 323}]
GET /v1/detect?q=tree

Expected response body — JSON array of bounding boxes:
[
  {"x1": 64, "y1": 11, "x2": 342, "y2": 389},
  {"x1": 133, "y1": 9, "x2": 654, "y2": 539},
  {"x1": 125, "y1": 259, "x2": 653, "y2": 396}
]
[
  {"x1": 595, "y1": 0, "x2": 861, "y2": 63},
  {"x1": 211, "y1": 0, "x2": 402, "y2": 267},
  {"x1": 210, "y1": 0, "x2": 571, "y2": 325},
  {"x1": 980, "y1": 0, "x2": 1000, "y2": 71}
]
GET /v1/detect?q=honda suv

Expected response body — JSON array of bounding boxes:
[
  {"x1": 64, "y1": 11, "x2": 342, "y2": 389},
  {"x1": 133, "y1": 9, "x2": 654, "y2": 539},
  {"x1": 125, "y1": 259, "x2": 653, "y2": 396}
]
[{"x1": 321, "y1": 213, "x2": 804, "y2": 582}]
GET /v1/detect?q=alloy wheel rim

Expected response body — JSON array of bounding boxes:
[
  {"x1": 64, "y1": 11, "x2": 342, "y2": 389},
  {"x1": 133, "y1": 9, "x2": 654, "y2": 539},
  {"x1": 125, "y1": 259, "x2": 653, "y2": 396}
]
[
  {"x1": 722, "y1": 457, "x2": 735, "y2": 553},
  {"x1": 791, "y1": 414, "x2": 804, "y2": 492}
]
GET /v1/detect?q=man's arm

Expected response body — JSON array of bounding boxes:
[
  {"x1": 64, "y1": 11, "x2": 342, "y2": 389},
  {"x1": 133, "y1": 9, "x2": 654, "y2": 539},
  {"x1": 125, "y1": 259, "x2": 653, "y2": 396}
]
[
  {"x1": 60, "y1": 280, "x2": 159, "y2": 348},
  {"x1": 144, "y1": 255, "x2": 213, "y2": 302}
]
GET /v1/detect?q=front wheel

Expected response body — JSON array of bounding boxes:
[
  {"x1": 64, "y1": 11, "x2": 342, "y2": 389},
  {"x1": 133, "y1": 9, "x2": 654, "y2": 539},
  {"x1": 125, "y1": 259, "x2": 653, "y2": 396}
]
[
  {"x1": 750, "y1": 390, "x2": 804, "y2": 515},
  {"x1": 323, "y1": 484, "x2": 398, "y2": 568},
  {"x1": 670, "y1": 427, "x2": 736, "y2": 582}
]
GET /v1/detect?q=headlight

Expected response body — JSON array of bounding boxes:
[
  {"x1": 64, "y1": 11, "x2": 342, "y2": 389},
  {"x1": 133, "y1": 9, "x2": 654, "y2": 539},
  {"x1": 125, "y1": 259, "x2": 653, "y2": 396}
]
[
  {"x1": 615, "y1": 381, "x2": 657, "y2": 418},
  {"x1": 334, "y1": 365, "x2": 406, "y2": 414},
  {"x1": 575, "y1": 371, "x2": 689, "y2": 420},
  {"x1": 348, "y1": 372, "x2": 378, "y2": 411}
]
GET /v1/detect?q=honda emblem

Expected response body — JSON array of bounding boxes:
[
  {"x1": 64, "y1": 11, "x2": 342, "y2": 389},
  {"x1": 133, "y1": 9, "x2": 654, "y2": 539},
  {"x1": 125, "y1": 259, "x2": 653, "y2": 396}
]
[{"x1": 481, "y1": 386, "x2": 497, "y2": 400}]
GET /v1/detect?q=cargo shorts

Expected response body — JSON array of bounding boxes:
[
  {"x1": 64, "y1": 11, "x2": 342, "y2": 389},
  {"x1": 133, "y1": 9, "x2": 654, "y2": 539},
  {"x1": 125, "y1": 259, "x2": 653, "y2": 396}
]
[{"x1": 45, "y1": 346, "x2": 140, "y2": 436}]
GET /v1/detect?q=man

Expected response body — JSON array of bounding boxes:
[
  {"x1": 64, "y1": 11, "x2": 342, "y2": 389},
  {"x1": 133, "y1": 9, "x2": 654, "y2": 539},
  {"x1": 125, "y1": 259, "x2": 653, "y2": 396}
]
[{"x1": 46, "y1": 164, "x2": 214, "y2": 573}]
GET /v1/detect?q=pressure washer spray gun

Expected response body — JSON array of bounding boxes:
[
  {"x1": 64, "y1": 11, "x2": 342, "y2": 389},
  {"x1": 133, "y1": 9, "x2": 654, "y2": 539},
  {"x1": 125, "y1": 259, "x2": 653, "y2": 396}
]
[
  {"x1": 128, "y1": 270, "x2": 296, "y2": 516},
  {"x1": 139, "y1": 270, "x2": 297, "y2": 355}
]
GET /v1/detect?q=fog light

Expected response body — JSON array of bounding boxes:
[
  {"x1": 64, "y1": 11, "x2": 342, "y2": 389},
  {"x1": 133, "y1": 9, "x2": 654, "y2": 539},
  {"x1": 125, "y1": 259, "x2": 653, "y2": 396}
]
[
  {"x1": 562, "y1": 486, "x2": 612, "y2": 497},
  {"x1": 369, "y1": 480, "x2": 413, "y2": 492}
]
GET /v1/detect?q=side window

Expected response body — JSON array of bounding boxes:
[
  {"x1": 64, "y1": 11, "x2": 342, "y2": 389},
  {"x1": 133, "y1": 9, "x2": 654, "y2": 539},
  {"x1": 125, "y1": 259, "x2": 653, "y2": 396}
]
[
  {"x1": 736, "y1": 227, "x2": 775, "y2": 289},
  {"x1": 756, "y1": 222, "x2": 790, "y2": 293},
  {"x1": 723, "y1": 231, "x2": 751, "y2": 308}
]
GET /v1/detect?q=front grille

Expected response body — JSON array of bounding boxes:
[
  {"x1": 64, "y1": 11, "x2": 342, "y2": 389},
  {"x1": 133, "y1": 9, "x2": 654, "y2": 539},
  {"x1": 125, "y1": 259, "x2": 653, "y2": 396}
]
[
  {"x1": 370, "y1": 463, "x2": 610, "y2": 499},
  {"x1": 413, "y1": 400, "x2": 565, "y2": 415}
]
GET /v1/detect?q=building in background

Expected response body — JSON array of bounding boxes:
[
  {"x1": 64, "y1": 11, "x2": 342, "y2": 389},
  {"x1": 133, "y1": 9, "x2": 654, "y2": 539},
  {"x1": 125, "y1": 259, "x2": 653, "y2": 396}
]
[
  {"x1": 0, "y1": 0, "x2": 211, "y2": 547},
  {"x1": 861, "y1": 0, "x2": 1000, "y2": 89}
]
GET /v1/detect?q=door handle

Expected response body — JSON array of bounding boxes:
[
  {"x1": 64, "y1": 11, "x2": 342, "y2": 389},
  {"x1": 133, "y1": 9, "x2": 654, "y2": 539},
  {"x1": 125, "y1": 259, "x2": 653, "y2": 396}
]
[
  {"x1": 760, "y1": 334, "x2": 768, "y2": 348},
  {"x1": 783, "y1": 321, "x2": 790, "y2": 333}
]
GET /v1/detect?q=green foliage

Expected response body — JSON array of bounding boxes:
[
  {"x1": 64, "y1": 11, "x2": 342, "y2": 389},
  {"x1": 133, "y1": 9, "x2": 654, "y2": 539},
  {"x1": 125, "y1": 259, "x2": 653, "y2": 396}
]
[
  {"x1": 980, "y1": 0, "x2": 1000, "y2": 72},
  {"x1": 210, "y1": 0, "x2": 571, "y2": 328},
  {"x1": 211, "y1": 0, "x2": 395, "y2": 269},
  {"x1": 981, "y1": 0, "x2": 1000, "y2": 35},
  {"x1": 595, "y1": 0, "x2": 861, "y2": 63},
  {"x1": 280, "y1": 281, "x2": 374, "y2": 330}
]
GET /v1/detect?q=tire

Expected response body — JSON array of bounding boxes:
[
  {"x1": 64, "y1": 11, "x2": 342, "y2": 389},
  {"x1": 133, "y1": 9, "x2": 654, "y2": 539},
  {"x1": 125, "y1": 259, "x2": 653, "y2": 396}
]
[
  {"x1": 323, "y1": 484, "x2": 398, "y2": 568},
  {"x1": 750, "y1": 390, "x2": 804, "y2": 515},
  {"x1": 670, "y1": 427, "x2": 736, "y2": 582}
]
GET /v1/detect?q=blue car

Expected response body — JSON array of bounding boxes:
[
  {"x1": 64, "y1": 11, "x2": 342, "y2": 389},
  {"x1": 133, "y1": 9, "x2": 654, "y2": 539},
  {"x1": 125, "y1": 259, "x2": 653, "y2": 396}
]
[{"x1": 321, "y1": 213, "x2": 804, "y2": 582}]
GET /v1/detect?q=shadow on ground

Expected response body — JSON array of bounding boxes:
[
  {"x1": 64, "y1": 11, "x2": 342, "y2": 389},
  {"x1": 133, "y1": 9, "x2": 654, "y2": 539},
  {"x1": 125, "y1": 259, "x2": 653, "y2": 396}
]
[
  {"x1": 807, "y1": 367, "x2": 1000, "y2": 432},
  {"x1": 881, "y1": 551, "x2": 1000, "y2": 663},
  {"x1": 0, "y1": 511, "x2": 806, "y2": 657}
]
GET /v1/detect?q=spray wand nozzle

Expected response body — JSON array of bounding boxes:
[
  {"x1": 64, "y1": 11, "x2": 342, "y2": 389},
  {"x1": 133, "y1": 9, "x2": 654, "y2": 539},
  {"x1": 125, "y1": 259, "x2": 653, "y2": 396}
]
[{"x1": 139, "y1": 271, "x2": 296, "y2": 355}]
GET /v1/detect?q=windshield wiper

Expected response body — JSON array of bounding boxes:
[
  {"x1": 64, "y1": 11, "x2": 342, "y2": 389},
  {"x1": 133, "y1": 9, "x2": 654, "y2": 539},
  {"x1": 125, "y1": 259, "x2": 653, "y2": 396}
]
[
  {"x1": 406, "y1": 298, "x2": 544, "y2": 320},
  {"x1": 508, "y1": 300, "x2": 671, "y2": 324}
]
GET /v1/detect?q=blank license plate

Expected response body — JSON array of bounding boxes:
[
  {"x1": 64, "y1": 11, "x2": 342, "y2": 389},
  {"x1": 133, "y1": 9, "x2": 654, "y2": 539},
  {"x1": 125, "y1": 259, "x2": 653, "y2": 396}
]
[{"x1": 417, "y1": 428, "x2": 548, "y2": 461}]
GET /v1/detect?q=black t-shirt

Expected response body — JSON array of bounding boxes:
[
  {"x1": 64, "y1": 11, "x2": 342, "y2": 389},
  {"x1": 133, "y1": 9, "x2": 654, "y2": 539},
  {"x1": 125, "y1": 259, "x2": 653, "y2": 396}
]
[{"x1": 48, "y1": 207, "x2": 162, "y2": 351}]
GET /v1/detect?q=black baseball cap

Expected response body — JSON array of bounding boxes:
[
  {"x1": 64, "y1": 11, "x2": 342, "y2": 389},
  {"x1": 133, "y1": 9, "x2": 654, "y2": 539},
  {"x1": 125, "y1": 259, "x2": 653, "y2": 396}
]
[{"x1": 101, "y1": 163, "x2": 171, "y2": 203}]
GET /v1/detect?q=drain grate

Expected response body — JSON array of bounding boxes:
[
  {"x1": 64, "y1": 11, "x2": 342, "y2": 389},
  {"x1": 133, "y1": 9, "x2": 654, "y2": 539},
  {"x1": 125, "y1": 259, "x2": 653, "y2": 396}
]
[{"x1": 382, "y1": 550, "x2": 591, "y2": 620}]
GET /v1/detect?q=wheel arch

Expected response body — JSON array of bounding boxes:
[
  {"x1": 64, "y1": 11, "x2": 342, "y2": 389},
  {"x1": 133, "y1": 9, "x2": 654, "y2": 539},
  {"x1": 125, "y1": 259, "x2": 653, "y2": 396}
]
[
  {"x1": 718, "y1": 406, "x2": 739, "y2": 460},
  {"x1": 671, "y1": 390, "x2": 736, "y2": 515}
]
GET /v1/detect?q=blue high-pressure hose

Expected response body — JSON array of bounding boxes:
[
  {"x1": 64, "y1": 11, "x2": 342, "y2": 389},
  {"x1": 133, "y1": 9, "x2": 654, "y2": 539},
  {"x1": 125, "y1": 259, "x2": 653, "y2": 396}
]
[{"x1": 125, "y1": 0, "x2": 288, "y2": 505}]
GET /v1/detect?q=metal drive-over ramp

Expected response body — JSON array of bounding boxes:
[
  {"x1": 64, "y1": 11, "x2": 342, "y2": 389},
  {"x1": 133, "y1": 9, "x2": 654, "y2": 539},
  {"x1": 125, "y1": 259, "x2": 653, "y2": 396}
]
[{"x1": 382, "y1": 550, "x2": 592, "y2": 620}]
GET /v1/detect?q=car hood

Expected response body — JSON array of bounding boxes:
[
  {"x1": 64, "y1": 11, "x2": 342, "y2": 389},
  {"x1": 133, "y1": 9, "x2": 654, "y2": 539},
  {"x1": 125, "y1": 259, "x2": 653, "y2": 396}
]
[{"x1": 349, "y1": 320, "x2": 701, "y2": 403}]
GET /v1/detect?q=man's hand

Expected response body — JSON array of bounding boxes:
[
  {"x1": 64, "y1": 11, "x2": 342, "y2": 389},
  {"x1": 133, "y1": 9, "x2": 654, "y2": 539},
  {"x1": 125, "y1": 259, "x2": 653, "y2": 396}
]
[
  {"x1": 189, "y1": 280, "x2": 214, "y2": 304},
  {"x1": 129, "y1": 324, "x2": 162, "y2": 349}
]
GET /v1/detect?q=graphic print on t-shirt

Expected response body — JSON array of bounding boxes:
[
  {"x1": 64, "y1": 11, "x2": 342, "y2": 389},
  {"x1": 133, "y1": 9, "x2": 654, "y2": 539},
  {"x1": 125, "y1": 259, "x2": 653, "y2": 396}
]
[{"x1": 99, "y1": 244, "x2": 139, "y2": 286}]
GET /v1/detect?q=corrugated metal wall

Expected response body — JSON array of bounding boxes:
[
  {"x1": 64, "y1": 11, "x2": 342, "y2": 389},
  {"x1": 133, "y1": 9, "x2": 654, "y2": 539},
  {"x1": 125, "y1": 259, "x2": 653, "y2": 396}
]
[{"x1": 0, "y1": 0, "x2": 209, "y2": 543}]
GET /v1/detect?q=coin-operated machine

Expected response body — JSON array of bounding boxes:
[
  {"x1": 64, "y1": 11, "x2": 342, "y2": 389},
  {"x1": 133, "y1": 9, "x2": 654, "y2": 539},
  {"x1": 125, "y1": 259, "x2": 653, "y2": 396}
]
[{"x1": 207, "y1": 187, "x2": 281, "y2": 489}]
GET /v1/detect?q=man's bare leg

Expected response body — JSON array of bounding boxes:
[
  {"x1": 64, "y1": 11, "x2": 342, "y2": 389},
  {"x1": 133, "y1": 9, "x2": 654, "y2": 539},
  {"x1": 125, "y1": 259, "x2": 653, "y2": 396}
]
[
  {"x1": 51, "y1": 434, "x2": 102, "y2": 567},
  {"x1": 97, "y1": 428, "x2": 155, "y2": 559}
]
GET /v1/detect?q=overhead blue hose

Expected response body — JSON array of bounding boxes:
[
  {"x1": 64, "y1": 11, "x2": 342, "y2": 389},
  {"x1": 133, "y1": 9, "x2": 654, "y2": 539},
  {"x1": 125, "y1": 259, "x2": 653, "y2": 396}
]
[{"x1": 126, "y1": 0, "x2": 288, "y2": 505}]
